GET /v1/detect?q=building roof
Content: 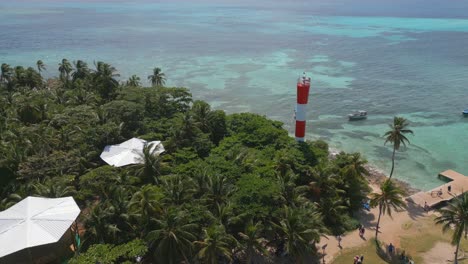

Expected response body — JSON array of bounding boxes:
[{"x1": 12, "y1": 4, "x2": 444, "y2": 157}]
[
  {"x1": 100, "y1": 137, "x2": 165, "y2": 167},
  {"x1": 0, "y1": 196, "x2": 80, "y2": 258}
]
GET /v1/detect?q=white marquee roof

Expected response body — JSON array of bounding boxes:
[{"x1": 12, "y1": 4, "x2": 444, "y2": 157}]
[
  {"x1": 0, "y1": 196, "x2": 80, "y2": 258},
  {"x1": 100, "y1": 137, "x2": 165, "y2": 167}
]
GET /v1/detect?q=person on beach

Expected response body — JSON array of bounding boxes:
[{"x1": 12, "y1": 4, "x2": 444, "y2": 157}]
[
  {"x1": 353, "y1": 255, "x2": 360, "y2": 264},
  {"x1": 359, "y1": 255, "x2": 364, "y2": 263},
  {"x1": 424, "y1": 201, "x2": 429, "y2": 212},
  {"x1": 437, "y1": 188, "x2": 443, "y2": 196},
  {"x1": 388, "y1": 243, "x2": 395, "y2": 255},
  {"x1": 448, "y1": 185, "x2": 452, "y2": 192},
  {"x1": 361, "y1": 227, "x2": 365, "y2": 237},
  {"x1": 336, "y1": 235, "x2": 342, "y2": 247}
]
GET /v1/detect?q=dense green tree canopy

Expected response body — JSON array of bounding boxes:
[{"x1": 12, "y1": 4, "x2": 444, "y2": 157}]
[{"x1": 0, "y1": 59, "x2": 372, "y2": 263}]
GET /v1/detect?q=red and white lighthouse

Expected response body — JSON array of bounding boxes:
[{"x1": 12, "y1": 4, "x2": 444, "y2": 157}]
[{"x1": 295, "y1": 73, "x2": 311, "y2": 142}]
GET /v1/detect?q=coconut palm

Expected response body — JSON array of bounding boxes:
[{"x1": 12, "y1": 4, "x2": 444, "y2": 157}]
[
  {"x1": 338, "y1": 152, "x2": 371, "y2": 210},
  {"x1": 369, "y1": 179, "x2": 406, "y2": 240},
  {"x1": 133, "y1": 143, "x2": 163, "y2": 184},
  {"x1": 23, "y1": 67, "x2": 43, "y2": 89},
  {"x1": 340, "y1": 153, "x2": 369, "y2": 179},
  {"x1": 13, "y1": 66, "x2": 25, "y2": 85},
  {"x1": 32, "y1": 180, "x2": 76, "y2": 198},
  {"x1": 204, "y1": 174, "x2": 234, "y2": 208},
  {"x1": 84, "y1": 203, "x2": 121, "y2": 244},
  {"x1": 147, "y1": 67, "x2": 166, "y2": 87},
  {"x1": 195, "y1": 224, "x2": 238, "y2": 264},
  {"x1": 105, "y1": 186, "x2": 134, "y2": 242},
  {"x1": 238, "y1": 220, "x2": 268, "y2": 264},
  {"x1": 126, "y1": 74, "x2": 141, "y2": 87},
  {"x1": 272, "y1": 206, "x2": 325, "y2": 263},
  {"x1": 384, "y1": 117, "x2": 413, "y2": 179},
  {"x1": 1, "y1": 63, "x2": 12, "y2": 83},
  {"x1": 36, "y1": 60, "x2": 46, "y2": 76},
  {"x1": 160, "y1": 175, "x2": 196, "y2": 206},
  {"x1": 72, "y1": 60, "x2": 90, "y2": 81},
  {"x1": 146, "y1": 210, "x2": 198, "y2": 264},
  {"x1": 129, "y1": 185, "x2": 163, "y2": 235},
  {"x1": 434, "y1": 192, "x2": 468, "y2": 264},
  {"x1": 58, "y1": 58, "x2": 73, "y2": 82},
  {"x1": 192, "y1": 100, "x2": 212, "y2": 133},
  {"x1": 277, "y1": 172, "x2": 308, "y2": 207},
  {"x1": 93, "y1": 61, "x2": 120, "y2": 100}
]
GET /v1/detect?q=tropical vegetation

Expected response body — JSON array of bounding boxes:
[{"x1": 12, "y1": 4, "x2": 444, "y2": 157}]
[
  {"x1": 0, "y1": 59, "x2": 372, "y2": 263},
  {"x1": 434, "y1": 192, "x2": 468, "y2": 264},
  {"x1": 383, "y1": 116, "x2": 413, "y2": 179},
  {"x1": 369, "y1": 179, "x2": 407, "y2": 240}
]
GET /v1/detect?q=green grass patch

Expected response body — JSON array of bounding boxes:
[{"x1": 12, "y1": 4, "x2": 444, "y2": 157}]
[
  {"x1": 332, "y1": 239, "x2": 402, "y2": 264},
  {"x1": 333, "y1": 215, "x2": 468, "y2": 264}
]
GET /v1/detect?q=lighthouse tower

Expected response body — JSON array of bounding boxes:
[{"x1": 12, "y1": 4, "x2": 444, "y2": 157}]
[{"x1": 295, "y1": 73, "x2": 311, "y2": 142}]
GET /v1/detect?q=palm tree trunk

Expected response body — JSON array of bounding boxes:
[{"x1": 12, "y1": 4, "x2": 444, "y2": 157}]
[
  {"x1": 375, "y1": 204, "x2": 383, "y2": 240},
  {"x1": 455, "y1": 240, "x2": 460, "y2": 264},
  {"x1": 389, "y1": 146, "x2": 396, "y2": 179}
]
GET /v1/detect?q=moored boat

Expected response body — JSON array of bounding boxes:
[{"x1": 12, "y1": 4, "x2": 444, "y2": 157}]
[
  {"x1": 348, "y1": 110, "x2": 367, "y2": 121},
  {"x1": 463, "y1": 109, "x2": 468, "y2": 116}
]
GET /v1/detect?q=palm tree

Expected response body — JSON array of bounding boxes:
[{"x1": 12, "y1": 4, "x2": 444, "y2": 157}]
[
  {"x1": 277, "y1": 172, "x2": 308, "y2": 207},
  {"x1": 93, "y1": 61, "x2": 120, "y2": 100},
  {"x1": 160, "y1": 175, "x2": 195, "y2": 206},
  {"x1": 133, "y1": 143, "x2": 163, "y2": 184},
  {"x1": 72, "y1": 60, "x2": 89, "y2": 81},
  {"x1": 272, "y1": 206, "x2": 325, "y2": 263},
  {"x1": 434, "y1": 192, "x2": 468, "y2": 264},
  {"x1": 126, "y1": 75, "x2": 141, "y2": 87},
  {"x1": 384, "y1": 117, "x2": 413, "y2": 179},
  {"x1": 238, "y1": 220, "x2": 268, "y2": 264},
  {"x1": 147, "y1": 67, "x2": 166, "y2": 87},
  {"x1": 32, "y1": 180, "x2": 76, "y2": 198},
  {"x1": 204, "y1": 174, "x2": 234, "y2": 208},
  {"x1": 58, "y1": 58, "x2": 73, "y2": 82},
  {"x1": 369, "y1": 179, "x2": 406, "y2": 240},
  {"x1": 23, "y1": 67, "x2": 43, "y2": 89},
  {"x1": 340, "y1": 153, "x2": 369, "y2": 180},
  {"x1": 36, "y1": 60, "x2": 46, "y2": 76},
  {"x1": 318, "y1": 196, "x2": 348, "y2": 227},
  {"x1": 192, "y1": 100, "x2": 213, "y2": 133},
  {"x1": 129, "y1": 185, "x2": 163, "y2": 235},
  {"x1": 1, "y1": 63, "x2": 12, "y2": 83},
  {"x1": 84, "y1": 203, "x2": 121, "y2": 244},
  {"x1": 13, "y1": 66, "x2": 25, "y2": 86},
  {"x1": 338, "y1": 152, "x2": 371, "y2": 210},
  {"x1": 146, "y1": 210, "x2": 198, "y2": 264},
  {"x1": 195, "y1": 224, "x2": 237, "y2": 264}
]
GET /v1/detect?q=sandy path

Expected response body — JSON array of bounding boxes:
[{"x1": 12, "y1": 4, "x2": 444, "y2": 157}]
[
  {"x1": 422, "y1": 242, "x2": 456, "y2": 264},
  {"x1": 318, "y1": 183, "x2": 448, "y2": 263}
]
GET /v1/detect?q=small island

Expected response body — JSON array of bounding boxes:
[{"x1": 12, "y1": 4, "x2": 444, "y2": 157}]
[{"x1": 0, "y1": 60, "x2": 466, "y2": 264}]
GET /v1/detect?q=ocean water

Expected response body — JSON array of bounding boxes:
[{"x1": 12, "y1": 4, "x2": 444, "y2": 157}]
[{"x1": 1, "y1": 0, "x2": 468, "y2": 190}]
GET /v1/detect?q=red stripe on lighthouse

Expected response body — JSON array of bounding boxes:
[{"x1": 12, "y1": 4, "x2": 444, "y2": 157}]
[
  {"x1": 297, "y1": 82, "x2": 311, "y2": 104},
  {"x1": 295, "y1": 120, "x2": 306, "y2": 138},
  {"x1": 295, "y1": 73, "x2": 311, "y2": 142}
]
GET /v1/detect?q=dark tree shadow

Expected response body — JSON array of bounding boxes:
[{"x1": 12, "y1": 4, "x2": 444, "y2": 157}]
[
  {"x1": 356, "y1": 209, "x2": 376, "y2": 228},
  {"x1": 405, "y1": 201, "x2": 426, "y2": 220}
]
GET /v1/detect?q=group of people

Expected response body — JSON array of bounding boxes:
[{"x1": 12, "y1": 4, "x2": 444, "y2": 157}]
[{"x1": 353, "y1": 254, "x2": 364, "y2": 263}]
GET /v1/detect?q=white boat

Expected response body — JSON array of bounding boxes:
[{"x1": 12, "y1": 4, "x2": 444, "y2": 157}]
[{"x1": 348, "y1": 110, "x2": 367, "y2": 121}]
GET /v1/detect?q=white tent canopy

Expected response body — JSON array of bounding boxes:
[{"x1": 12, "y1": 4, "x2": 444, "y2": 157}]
[
  {"x1": 100, "y1": 137, "x2": 165, "y2": 167},
  {"x1": 0, "y1": 196, "x2": 80, "y2": 259}
]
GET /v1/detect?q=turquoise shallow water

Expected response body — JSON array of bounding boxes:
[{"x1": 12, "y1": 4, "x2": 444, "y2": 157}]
[{"x1": 1, "y1": 0, "x2": 468, "y2": 190}]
